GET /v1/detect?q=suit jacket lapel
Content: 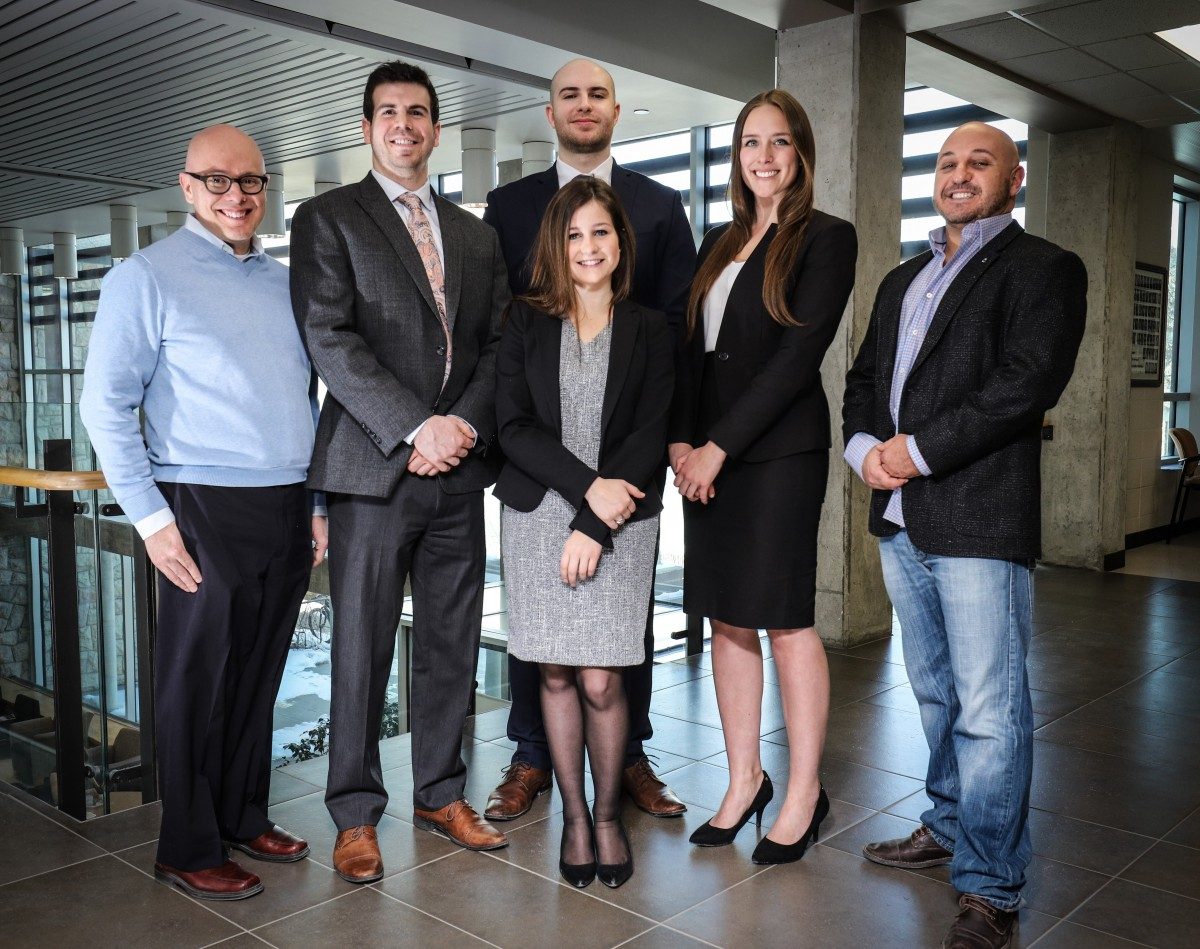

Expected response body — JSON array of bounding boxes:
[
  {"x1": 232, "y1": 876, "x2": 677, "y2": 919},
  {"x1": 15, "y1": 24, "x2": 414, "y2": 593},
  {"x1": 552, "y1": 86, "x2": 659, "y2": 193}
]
[
  {"x1": 435, "y1": 194, "x2": 463, "y2": 329},
  {"x1": 611, "y1": 163, "x2": 641, "y2": 209},
  {"x1": 910, "y1": 221, "x2": 1023, "y2": 375},
  {"x1": 602, "y1": 302, "x2": 636, "y2": 433},
  {"x1": 355, "y1": 174, "x2": 440, "y2": 322},
  {"x1": 531, "y1": 169, "x2": 558, "y2": 219}
]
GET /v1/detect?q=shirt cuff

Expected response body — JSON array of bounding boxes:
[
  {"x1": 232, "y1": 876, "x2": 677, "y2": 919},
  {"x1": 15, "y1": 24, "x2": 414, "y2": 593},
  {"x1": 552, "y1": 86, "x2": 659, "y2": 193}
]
[
  {"x1": 310, "y1": 490, "x2": 327, "y2": 518},
  {"x1": 907, "y1": 435, "x2": 932, "y2": 477},
  {"x1": 133, "y1": 507, "x2": 175, "y2": 540},
  {"x1": 844, "y1": 432, "x2": 882, "y2": 483},
  {"x1": 404, "y1": 420, "x2": 426, "y2": 445}
]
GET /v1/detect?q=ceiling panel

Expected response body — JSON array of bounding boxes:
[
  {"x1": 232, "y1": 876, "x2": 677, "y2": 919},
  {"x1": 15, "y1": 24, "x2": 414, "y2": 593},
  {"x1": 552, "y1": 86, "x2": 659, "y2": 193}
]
[
  {"x1": 1050, "y1": 70, "x2": 1158, "y2": 104},
  {"x1": 1024, "y1": 0, "x2": 1200, "y2": 46},
  {"x1": 0, "y1": 0, "x2": 547, "y2": 226},
  {"x1": 935, "y1": 18, "x2": 1067, "y2": 59},
  {"x1": 1000, "y1": 48, "x2": 1114, "y2": 85},
  {"x1": 1080, "y1": 35, "x2": 1184, "y2": 70},
  {"x1": 1130, "y1": 62, "x2": 1200, "y2": 94},
  {"x1": 1103, "y1": 93, "x2": 1200, "y2": 127}
]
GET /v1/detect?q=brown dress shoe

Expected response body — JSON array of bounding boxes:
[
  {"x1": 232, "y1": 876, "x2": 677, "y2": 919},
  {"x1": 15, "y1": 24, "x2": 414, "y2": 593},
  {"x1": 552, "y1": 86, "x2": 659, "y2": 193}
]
[
  {"x1": 413, "y1": 799, "x2": 508, "y2": 851},
  {"x1": 484, "y1": 762, "x2": 552, "y2": 821},
  {"x1": 622, "y1": 758, "x2": 687, "y2": 817},
  {"x1": 333, "y1": 825, "x2": 384, "y2": 883},
  {"x1": 863, "y1": 824, "x2": 953, "y2": 868},
  {"x1": 226, "y1": 824, "x2": 310, "y2": 862},
  {"x1": 154, "y1": 859, "x2": 263, "y2": 901},
  {"x1": 942, "y1": 894, "x2": 1016, "y2": 948}
]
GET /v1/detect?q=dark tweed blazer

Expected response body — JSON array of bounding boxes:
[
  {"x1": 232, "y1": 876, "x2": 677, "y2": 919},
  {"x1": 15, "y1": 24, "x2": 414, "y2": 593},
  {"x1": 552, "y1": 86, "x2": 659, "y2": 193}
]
[
  {"x1": 289, "y1": 173, "x2": 511, "y2": 498},
  {"x1": 842, "y1": 222, "x2": 1088, "y2": 562}
]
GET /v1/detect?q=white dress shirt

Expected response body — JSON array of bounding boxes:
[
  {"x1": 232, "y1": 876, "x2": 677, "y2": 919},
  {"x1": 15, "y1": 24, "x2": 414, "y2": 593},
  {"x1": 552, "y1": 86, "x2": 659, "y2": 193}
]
[
  {"x1": 702, "y1": 261, "x2": 745, "y2": 353},
  {"x1": 555, "y1": 155, "x2": 614, "y2": 188}
]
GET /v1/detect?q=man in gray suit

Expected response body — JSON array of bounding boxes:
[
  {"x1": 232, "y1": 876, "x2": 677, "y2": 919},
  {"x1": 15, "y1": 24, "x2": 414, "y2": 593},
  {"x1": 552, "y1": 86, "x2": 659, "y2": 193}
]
[{"x1": 290, "y1": 60, "x2": 510, "y2": 881}]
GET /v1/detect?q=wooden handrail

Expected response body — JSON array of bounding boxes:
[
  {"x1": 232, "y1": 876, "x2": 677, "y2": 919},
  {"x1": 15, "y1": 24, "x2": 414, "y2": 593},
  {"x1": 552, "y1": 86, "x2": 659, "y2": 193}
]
[{"x1": 0, "y1": 465, "x2": 108, "y2": 491}]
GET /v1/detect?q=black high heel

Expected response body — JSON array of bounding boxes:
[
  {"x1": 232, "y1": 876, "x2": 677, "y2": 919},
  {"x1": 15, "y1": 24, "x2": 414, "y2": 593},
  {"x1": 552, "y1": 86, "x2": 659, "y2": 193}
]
[
  {"x1": 688, "y1": 772, "x2": 774, "y2": 847},
  {"x1": 751, "y1": 785, "x2": 829, "y2": 865},
  {"x1": 595, "y1": 819, "x2": 633, "y2": 889},
  {"x1": 558, "y1": 817, "x2": 596, "y2": 888}
]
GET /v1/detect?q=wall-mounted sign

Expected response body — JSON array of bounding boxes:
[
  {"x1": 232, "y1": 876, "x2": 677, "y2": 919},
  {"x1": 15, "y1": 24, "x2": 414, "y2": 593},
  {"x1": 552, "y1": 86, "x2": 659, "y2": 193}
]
[{"x1": 1131, "y1": 262, "x2": 1168, "y2": 388}]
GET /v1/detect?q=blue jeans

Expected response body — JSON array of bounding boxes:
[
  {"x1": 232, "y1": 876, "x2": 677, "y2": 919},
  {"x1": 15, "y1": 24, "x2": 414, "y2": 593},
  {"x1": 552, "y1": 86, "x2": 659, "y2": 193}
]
[{"x1": 878, "y1": 530, "x2": 1033, "y2": 911}]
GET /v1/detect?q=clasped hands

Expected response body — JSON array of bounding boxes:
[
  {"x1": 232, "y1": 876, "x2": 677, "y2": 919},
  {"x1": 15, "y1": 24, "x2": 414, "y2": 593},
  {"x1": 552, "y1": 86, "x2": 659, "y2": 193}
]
[
  {"x1": 407, "y1": 415, "x2": 475, "y2": 476},
  {"x1": 863, "y1": 433, "x2": 920, "y2": 490},
  {"x1": 669, "y1": 441, "x2": 726, "y2": 504},
  {"x1": 559, "y1": 476, "x2": 645, "y2": 588}
]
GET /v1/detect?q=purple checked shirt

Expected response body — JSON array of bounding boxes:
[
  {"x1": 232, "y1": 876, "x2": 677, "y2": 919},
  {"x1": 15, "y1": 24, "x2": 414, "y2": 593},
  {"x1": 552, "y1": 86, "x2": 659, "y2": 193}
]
[{"x1": 845, "y1": 212, "x2": 1013, "y2": 527}]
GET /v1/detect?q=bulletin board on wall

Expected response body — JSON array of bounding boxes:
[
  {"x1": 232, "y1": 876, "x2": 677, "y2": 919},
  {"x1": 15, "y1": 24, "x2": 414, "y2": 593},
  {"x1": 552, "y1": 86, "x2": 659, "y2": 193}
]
[{"x1": 1131, "y1": 261, "x2": 1167, "y2": 388}]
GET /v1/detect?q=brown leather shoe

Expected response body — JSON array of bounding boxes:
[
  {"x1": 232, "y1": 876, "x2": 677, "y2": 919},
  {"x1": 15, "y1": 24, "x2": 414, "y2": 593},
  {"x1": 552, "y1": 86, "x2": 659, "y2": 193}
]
[
  {"x1": 225, "y1": 825, "x2": 310, "y2": 863},
  {"x1": 622, "y1": 758, "x2": 686, "y2": 817},
  {"x1": 863, "y1": 825, "x2": 953, "y2": 868},
  {"x1": 154, "y1": 859, "x2": 263, "y2": 901},
  {"x1": 484, "y1": 762, "x2": 552, "y2": 821},
  {"x1": 942, "y1": 894, "x2": 1016, "y2": 948},
  {"x1": 333, "y1": 825, "x2": 384, "y2": 883},
  {"x1": 413, "y1": 799, "x2": 508, "y2": 851}
]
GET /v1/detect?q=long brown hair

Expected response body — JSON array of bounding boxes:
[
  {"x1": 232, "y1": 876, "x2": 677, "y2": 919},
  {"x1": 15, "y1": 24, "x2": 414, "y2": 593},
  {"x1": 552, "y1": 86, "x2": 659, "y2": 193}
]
[
  {"x1": 520, "y1": 176, "x2": 635, "y2": 319},
  {"x1": 687, "y1": 89, "x2": 817, "y2": 335}
]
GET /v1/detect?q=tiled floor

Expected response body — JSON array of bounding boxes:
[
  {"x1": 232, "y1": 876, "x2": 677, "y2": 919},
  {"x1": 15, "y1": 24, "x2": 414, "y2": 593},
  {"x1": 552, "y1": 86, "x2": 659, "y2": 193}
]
[
  {"x1": 1119, "y1": 532, "x2": 1200, "y2": 582},
  {"x1": 4, "y1": 565, "x2": 1200, "y2": 947}
]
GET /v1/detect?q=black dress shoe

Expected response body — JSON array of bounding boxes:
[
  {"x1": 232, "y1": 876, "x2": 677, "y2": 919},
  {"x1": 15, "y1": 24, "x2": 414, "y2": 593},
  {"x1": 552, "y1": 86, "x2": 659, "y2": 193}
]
[
  {"x1": 863, "y1": 824, "x2": 952, "y2": 869},
  {"x1": 751, "y1": 786, "x2": 828, "y2": 865},
  {"x1": 942, "y1": 894, "x2": 1016, "y2": 948},
  {"x1": 558, "y1": 818, "x2": 596, "y2": 889},
  {"x1": 689, "y1": 772, "x2": 774, "y2": 847},
  {"x1": 595, "y1": 819, "x2": 633, "y2": 889}
]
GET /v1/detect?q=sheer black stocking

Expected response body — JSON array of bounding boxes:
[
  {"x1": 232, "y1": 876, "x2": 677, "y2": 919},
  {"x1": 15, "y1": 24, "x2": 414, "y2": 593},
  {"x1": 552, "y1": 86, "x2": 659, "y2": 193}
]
[{"x1": 540, "y1": 664, "x2": 592, "y2": 865}]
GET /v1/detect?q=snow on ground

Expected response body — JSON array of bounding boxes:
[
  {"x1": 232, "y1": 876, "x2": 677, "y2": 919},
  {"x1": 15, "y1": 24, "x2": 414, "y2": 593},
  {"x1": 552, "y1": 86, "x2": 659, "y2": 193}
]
[
  {"x1": 277, "y1": 645, "x2": 332, "y2": 704},
  {"x1": 272, "y1": 719, "x2": 324, "y2": 762}
]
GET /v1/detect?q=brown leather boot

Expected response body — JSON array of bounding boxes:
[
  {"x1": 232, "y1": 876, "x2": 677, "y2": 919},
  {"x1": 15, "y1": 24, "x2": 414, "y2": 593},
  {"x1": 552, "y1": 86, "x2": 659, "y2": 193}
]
[
  {"x1": 484, "y1": 762, "x2": 552, "y2": 821},
  {"x1": 863, "y1": 825, "x2": 953, "y2": 868},
  {"x1": 622, "y1": 758, "x2": 686, "y2": 817},
  {"x1": 154, "y1": 860, "x2": 263, "y2": 900},
  {"x1": 413, "y1": 799, "x2": 508, "y2": 851},
  {"x1": 225, "y1": 824, "x2": 310, "y2": 862},
  {"x1": 942, "y1": 894, "x2": 1017, "y2": 948},
  {"x1": 332, "y1": 825, "x2": 384, "y2": 883}
]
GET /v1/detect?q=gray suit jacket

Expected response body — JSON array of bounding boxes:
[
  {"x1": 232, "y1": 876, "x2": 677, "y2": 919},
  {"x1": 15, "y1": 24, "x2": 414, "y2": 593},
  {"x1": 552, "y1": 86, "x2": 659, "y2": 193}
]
[{"x1": 290, "y1": 172, "x2": 510, "y2": 497}]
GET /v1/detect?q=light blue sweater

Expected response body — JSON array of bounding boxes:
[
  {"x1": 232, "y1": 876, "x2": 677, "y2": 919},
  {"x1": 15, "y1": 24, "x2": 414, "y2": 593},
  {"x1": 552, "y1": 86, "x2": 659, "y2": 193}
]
[{"x1": 80, "y1": 225, "x2": 317, "y2": 527}]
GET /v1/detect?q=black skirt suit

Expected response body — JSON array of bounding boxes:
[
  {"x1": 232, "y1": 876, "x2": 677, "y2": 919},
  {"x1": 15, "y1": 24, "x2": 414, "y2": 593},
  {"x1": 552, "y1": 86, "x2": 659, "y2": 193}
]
[{"x1": 669, "y1": 211, "x2": 857, "y2": 629}]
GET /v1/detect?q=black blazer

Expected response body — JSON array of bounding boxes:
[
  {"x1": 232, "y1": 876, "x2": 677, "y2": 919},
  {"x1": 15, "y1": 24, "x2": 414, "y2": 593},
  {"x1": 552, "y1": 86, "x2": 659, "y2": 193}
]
[
  {"x1": 483, "y1": 163, "x2": 697, "y2": 348},
  {"x1": 842, "y1": 222, "x2": 1088, "y2": 562},
  {"x1": 494, "y1": 299, "x2": 674, "y2": 549},
  {"x1": 669, "y1": 210, "x2": 858, "y2": 462}
]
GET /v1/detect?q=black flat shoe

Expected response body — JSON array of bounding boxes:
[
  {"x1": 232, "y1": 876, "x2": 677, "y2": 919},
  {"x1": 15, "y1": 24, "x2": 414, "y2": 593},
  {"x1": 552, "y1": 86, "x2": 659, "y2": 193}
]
[
  {"x1": 688, "y1": 772, "x2": 774, "y2": 847},
  {"x1": 751, "y1": 785, "x2": 829, "y2": 865},
  {"x1": 595, "y1": 819, "x2": 633, "y2": 889},
  {"x1": 558, "y1": 819, "x2": 596, "y2": 888}
]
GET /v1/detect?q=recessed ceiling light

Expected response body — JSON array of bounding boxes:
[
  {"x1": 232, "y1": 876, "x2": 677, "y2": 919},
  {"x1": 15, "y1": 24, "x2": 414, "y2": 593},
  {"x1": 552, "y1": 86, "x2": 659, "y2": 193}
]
[
  {"x1": 1157, "y1": 24, "x2": 1200, "y2": 61},
  {"x1": 633, "y1": 108, "x2": 650, "y2": 115}
]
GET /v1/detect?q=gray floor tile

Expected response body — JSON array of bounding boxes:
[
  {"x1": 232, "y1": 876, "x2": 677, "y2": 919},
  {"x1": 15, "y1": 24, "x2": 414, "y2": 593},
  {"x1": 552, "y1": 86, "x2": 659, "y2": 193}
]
[
  {"x1": 1165, "y1": 807, "x2": 1200, "y2": 848},
  {"x1": 1034, "y1": 715, "x2": 1200, "y2": 770},
  {"x1": 206, "y1": 934, "x2": 274, "y2": 947},
  {"x1": 0, "y1": 793, "x2": 106, "y2": 886},
  {"x1": 884, "y1": 790, "x2": 929, "y2": 822},
  {"x1": 859, "y1": 683, "x2": 921, "y2": 714},
  {"x1": 273, "y1": 754, "x2": 332, "y2": 789},
  {"x1": 461, "y1": 706, "x2": 511, "y2": 742},
  {"x1": 652, "y1": 661, "x2": 712, "y2": 691},
  {"x1": 267, "y1": 789, "x2": 458, "y2": 878},
  {"x1": 1069, "y1": 878, "x2": 1200, "y2": 947},
  {"x1": 824, "y1": 651, "x2": 911, "y2": 685},
  {"x1": 1119, "y1": 840, "x2": 1200, "y2": 901},
  {"x1": 1021, "y1": 854, "x2": 1111, "y2": 919},
  {"x1": 651, "y1": 678, "x2": 786, "y2": 736},
  {"x1": 268, "y1": 770, "x2": 324, "y2": 807},
  {"x1": 1030, "y1": 921, "x2": 1149, "y2": 947},
  {"x1": 495, "y1": 801, "x2": 769, "y2": 922},
  {"x1": 378, "y1": 849, "x2": 650, "y2": 947},
  {"x1": 254, "y1": 886, "x2": 486, "y2": 947},
  {"x1": 1025, "y1": 808, "x2": 1155, "y2": 876},
  {"x1": 1, "y1": 854, "x2": 241, "y2": 947},
  {"x1": 69, "y1": 800, "x2": 163, "y2": 852},
  {"x1": 618, "y1": 924, "x2": 715, "y2": 948},
  {"x1": 805, "y1": 702, "x2": 929, "y2": 781},
  {"x1": 118, "y1": 839, "x2": 357, "y2": 930},
  {"x1": 645, "y1": 714, "x2": 728, "y2": 761}
]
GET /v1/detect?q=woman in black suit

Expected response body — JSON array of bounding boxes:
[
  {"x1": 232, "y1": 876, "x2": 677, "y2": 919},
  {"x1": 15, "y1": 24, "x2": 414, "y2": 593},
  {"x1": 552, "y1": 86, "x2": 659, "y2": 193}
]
[
  {"x1": 495, "y1": 177, "x2": 673, "y2": 889},
  {"x1": 669, "y1": 89, "x2": 857, "y2": 864}
]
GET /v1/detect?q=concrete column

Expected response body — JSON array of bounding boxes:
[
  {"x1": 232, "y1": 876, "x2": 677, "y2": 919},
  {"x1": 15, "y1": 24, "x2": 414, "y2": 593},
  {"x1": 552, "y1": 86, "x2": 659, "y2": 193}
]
[
  {"x1": 1040, "y1": 124, "x2": 1140, "y2": 569},
  {"x1": 522, "y1": 141, "x2": 555, "y2": 177},
  {"x1": 1023, "y1": 127, "x2": 1049, "y2": 238},
  {"x1": 779, "y1": 13, "x2": 904, "y2": 646},
  {"x1": 497, "y1": 158, "x2": 523, "y2": 187}
]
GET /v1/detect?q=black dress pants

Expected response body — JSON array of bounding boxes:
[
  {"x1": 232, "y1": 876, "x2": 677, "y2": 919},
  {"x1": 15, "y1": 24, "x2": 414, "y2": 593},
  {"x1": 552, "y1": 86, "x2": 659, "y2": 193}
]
[
  {"x1": 154, "y1": 483, "x2": 311, "y2": 871},
  {"x1": 505, "y1": 535, "x2": 658, "y2": 771}
]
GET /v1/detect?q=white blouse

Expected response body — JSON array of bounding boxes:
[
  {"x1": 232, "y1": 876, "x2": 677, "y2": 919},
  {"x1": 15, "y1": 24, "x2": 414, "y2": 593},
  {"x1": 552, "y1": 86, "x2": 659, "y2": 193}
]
[{"x1": 703, "y1": 260, "x2": 746, "y2": 353}]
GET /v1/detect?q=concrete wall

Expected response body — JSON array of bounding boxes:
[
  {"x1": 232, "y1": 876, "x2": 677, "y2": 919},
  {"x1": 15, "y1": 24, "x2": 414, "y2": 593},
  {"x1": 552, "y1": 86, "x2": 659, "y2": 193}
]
[{"x1": 1124, "y1": 156, "x2": 1178, "y2": 538}]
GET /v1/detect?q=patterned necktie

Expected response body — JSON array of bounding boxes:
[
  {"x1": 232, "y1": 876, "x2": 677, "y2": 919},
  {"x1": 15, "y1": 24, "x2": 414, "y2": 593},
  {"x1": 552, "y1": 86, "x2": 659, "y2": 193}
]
[{"x1": 397, "y1": 192, "x2": 451, "y2": 386}]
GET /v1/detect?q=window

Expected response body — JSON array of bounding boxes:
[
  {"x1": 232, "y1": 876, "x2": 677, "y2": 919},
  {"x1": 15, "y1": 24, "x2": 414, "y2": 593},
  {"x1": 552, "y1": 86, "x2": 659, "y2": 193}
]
[{"x1": 1165, "y1": 190, "x2": 1198, "y2": 456}]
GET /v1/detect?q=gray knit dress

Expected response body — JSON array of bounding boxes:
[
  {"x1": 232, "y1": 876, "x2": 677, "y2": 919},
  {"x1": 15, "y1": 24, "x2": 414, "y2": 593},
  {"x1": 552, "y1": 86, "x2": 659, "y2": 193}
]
[{"x1": 502, "y1": 319, "x2": 659, "y2": 667}]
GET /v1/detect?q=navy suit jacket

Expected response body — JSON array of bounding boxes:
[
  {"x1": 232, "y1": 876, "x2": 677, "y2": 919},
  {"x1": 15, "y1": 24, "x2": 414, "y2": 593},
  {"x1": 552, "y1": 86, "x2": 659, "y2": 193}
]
[{"x1": 483, "y1": 162, "x2": 696, "y2": 350}]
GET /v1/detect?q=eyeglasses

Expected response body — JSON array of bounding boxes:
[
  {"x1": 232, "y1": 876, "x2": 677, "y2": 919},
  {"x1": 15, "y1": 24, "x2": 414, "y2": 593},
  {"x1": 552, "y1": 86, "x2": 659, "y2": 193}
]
[{"x1": 183, "y1": 171, "x2": 270, "y2": 195}]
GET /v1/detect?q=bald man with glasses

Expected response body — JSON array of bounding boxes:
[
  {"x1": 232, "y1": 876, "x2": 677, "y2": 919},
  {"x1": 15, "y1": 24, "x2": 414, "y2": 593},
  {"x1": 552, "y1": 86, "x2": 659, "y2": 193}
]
[{"x1": 82, "y1": 124, "x2": 325, "y2": 902}]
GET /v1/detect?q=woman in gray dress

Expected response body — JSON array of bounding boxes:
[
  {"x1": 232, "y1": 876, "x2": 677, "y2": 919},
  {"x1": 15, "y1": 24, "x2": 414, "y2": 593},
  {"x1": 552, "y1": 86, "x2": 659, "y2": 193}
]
[{"x1": 494, "y1": 177, "x2": 673, "y2": 889}]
